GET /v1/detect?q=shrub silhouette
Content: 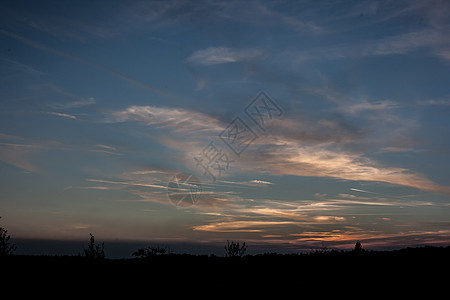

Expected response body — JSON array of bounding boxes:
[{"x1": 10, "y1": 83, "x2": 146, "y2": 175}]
[
  {"x1": 311, "y1": 243, "x2": 329, "y2": 254},
  {"x1": 224, "y1": 240, "x2": 247, "y2": 258},
  {"x1": 132, "y1": 246, "x2": 167, "y2": 258},
  {"x1": 84, "y1": 233, "x2": 105, "y2": 259},
  {"x1": 0, "y1": 217, "x2": 16, "y2": 256}
]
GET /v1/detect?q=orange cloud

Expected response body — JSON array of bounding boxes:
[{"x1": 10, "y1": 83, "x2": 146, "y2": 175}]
[
  {"x1": 245, "y1": 143, "x2": 450, "y2": 194},
  {"x1": 193, "y1": 220, "x2": 298, "y2": 232}
]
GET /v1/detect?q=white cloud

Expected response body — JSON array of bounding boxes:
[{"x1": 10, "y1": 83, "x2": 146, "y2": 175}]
[
  {"x1": 111, "y1": 105, "x2": 223, "y2": 133},
  {"x1": 249, "y1": 179, "x2": 273, "y2": 186},
  {"x1": 95, "y1": 144, "x2": 118, "y2": 152},
  {"x1": 86, "y1": 178, "x2": 168, "y2": 190},
  {"x1": 346, "y1": 100, "x2": 398, "y2": 114},
  {"x1": 235, "y1": 138, "x2": 449, "y2": 193},
  {"x1": 46, "y1": 112, "x2": 77, "y2": 119},
  {"x1": 186, "y1": 47, "x2": 264, "y2": 66},
  {"x1": 109, "y1": 101, "x2": 448, "y2": 194},
  {"x1": 217, "y1": 179, "x2": 274, "y2": 187},
  {"x1": 51, "y1": 97, "x2": 96, "y2": 110}
]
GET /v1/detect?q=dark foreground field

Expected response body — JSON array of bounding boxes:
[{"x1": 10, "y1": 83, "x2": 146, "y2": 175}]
[{"x1": 2, "y1": 246, "x2": 449, "y2": 284}]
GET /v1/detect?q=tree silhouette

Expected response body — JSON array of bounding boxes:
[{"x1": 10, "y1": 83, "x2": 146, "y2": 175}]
[
  {"x1": 353, "y1": 240, "x2": 364, "y2": 253},
  {"x1": 84, "y1": 233, "x2": 105, "y2": 259},
  {"x1": 0, "y1": 217, "x2": 16, "y2": 256},
  {"x1": 224, "y1": 240, "x2": 247, "y2": 258}
]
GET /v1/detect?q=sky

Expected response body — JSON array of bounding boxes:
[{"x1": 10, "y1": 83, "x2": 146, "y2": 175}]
[{"x1": 1, "y1": 0, "x2": 450, "y2": 255}]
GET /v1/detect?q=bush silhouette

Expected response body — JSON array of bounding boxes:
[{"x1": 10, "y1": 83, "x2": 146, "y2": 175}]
[
  {"x1": 132, "y1": 246, "x2": 167, "y2": 258},
  {"x1": 0, "y1": 217, "x2": 16, "y2": 256},
  {"x1": 224, "y1": 240, "x2": 247, "y2": 258},
  {"x1": 311, "y1": 243, "x2": 329, "y2": 254},
  {"x1": 84, "y1": 233, "x2": 105, "y2": 259}
]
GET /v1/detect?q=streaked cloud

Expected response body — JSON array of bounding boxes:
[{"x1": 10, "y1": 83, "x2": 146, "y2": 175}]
[
  {"x1": 50, "y1": 97, "x2": 96, "y2": 110},
  {"x1": 0, "y1": 142, "x2": 43, "y2": 173},
  {"x1": 217, "y1": 179, "x2": 274, "y2": 187},
  {"x1": 314, "y1": 216, "x2": 346, "y2": 222},
  {"x1": 417, "y1": 98, "x2": 450, "y2": 106},
  {"x1": 95, "y1": 144, "x2": 118, "y2": 152},
  {"x1": 287, "y1": 229, "x2": 450, "y2": 249},
  {"x1": 86, "y1": 178, "x2": 168, "y2": 190},
  {"x1": 75, "y1": 186, "x2": 112, "y2": 190},
  {"x1": 69, "y1": 223, "x2": 97, "y2": 230},
  {"x1": 0, "y1": 132, "x2": 125, "y2": 173},
  {"x1": 248, "y1": 179, "x2": 273, "y2": 186},
  {"x1": 0, "y1": 29, "x2": 187, "y2": 109},
  {"x1": 107, "y1": 100, "x2": 448, "y2": 194},
  {"x1": 89, "y1": 144, "x2": 122, "y2": 156},
  {"x1": 193, "y1": 220, "x2": 298, "y2": 233},
  {"x1": 212, "y1": 0, "x2": 323, "y2": 33},
  {"x1": 101, "y1": 93, "x2": 450, "y2": 194},
  {"x1": 289, "y1": 28, "x2": 450, "y2": 64},
  {"x1": 46, "y1": 112, "x2": 77, "y2": 120},
  {"x1": 346, "y1": 100, "x2": 398, "y2": 114},
  {"x1": 238, "y1": 140, "x2": 448, "y2": 193},
  {"x1": 188, "y1": 189, "x2": 450, "y2": 249},
  {"x1": 2, "y1": 0, "x2": 450, "y2": 251},
  {"x1": 377, "y1": 147, "x2": 422, "y2": 154},
  {"x1": 268, "y1": 117, "x2": 363, "y2": 144},
  {"x1": 111, "y1": 105, "x2": 223, "y2": 133},
  {"x1": 186, "y1": 47, "x2": 264, "y2": 66},
  {"x1": 350, "y1": 188, "x2": 373, "y2": 194}
]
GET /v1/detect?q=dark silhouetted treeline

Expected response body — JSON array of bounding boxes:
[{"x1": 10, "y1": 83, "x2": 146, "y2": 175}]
[
  {"x1": 2, "y1": 246, "x2": 449, "y2": 288},
  {"x1": 2, "y1": 245, "x2": 449, "y2": 266}
]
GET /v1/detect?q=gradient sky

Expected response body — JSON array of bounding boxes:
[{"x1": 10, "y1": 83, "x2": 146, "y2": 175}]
[{"x1": 1, "y1": 0, "x2": 450, "y2": 253}]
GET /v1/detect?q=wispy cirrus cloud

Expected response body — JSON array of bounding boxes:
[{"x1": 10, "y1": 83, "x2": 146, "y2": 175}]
[
  {"x1": 109, "y1": 101, "x2": 447, "y2": 194},
  {"x1": 193, "y1": 220, "x2": 298, "y2": 233},
  {"x1": 0, "y1": 142, "x2": 43, "y2": 173},
  {"x1": 0, "y1": 131, "x2": 124, "y2": 173},
  {"x1": 84, "y1": 169, "x2": 246, "y2": 210},
  {"x1": 243, "y1": 142, "x2": 448, "y2": 193},
  {"x1": 286, "y1": 229, "x2": 450, "y2": 249},
  {"x1": 2, "y1": 0, "x2": 323, "y2": 43},
  {"x1": 49, "y1": 97, "x2": 96, "y2": 110},
  {"x1": 110, "y1": 105, "x2": 223, "y2": 133},
  {"x1": 46, "y1": 112, "x2": 77, "y2": 120},
  {"x1": 186, "y1": 47, "x2": 265, "y2": 66},
  {"x1": 188, "y1": 189, "x2": 450, "y2": 249},
  {"x1": 345, "y1": 100, "x2": 398, "y2": 114},
  {"x1": 417, "y1": 98, "x2": 450, "y2": 106},
  {"x1": 217, "y1": 179, "x2": 274, "y2": 187},
  {"x1": 290, "y1": 28, "x2": 450, "y2": 64},
  {"x1": 86, "y1": 178, "x2": 168, "y2": 190}
]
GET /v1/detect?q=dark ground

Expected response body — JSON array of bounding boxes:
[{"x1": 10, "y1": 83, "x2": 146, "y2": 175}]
[{"x1": 2, "y1": 246, "x2": 449, "y2": 286}]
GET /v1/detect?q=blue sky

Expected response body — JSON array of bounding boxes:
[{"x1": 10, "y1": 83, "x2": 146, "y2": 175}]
[{"x1": 1, "y1": 0, "x2": 450, "y2": 252}]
